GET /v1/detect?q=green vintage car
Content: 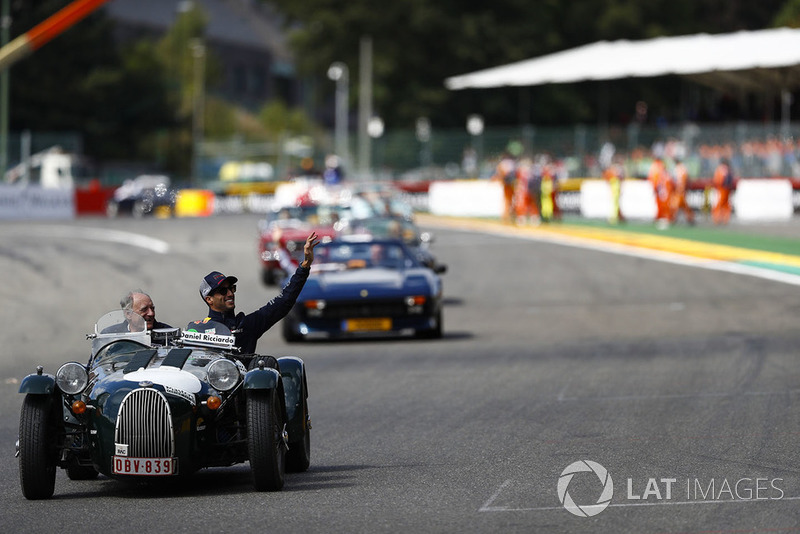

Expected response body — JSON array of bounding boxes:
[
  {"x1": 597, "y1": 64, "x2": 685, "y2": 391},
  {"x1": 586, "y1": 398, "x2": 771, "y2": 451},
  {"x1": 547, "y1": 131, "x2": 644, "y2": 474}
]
[{"x1": 17, "y1": 310, "x2": 311, "y2": 499}]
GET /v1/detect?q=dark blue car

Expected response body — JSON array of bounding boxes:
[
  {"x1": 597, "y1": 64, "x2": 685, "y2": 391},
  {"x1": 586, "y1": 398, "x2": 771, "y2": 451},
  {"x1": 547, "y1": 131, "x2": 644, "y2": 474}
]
[{"x1": 282, "y1": 238, "x2": 444, "y2": 341}]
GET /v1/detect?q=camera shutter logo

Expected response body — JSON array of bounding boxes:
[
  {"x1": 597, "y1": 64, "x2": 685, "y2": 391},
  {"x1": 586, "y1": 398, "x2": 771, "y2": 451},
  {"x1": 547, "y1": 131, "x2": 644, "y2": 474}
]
[{"x1": 557, "y1": 460, "x2": 614, "y2": 517}]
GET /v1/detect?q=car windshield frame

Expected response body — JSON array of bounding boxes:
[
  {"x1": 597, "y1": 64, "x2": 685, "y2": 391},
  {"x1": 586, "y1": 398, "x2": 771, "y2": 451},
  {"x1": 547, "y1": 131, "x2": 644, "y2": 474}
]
[
  {"x1": 342, "y1": 217, "x2": 422, "y2": 246},
  {"x1": 266, "y1": 204, "x2": 349, "y2": 228},
  {"x1": 311, "y1": 239, "x2": 421, "y2": 272},
  {"x1": 91, "y1": 339, "x2": 153, "y2": 368}
]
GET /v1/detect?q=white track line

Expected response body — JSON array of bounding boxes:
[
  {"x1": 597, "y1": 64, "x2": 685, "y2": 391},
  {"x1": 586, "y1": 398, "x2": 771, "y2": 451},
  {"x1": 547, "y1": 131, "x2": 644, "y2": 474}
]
[
  {"x1": 428, "y1": 219, "x2": 800, "y2": 287},
  {"x1": 557, "y1": 388, "x2": 800, "y2": 402},
  {"x1": 11, "y1": 225, "x2": 170, "y2": 254},
  {"x1": 493, "y1": 225, "x2": 800, "y2": 287},
  {"x1": 479, "y1": 479, "x2": 800, "y2": 513},
  {"x1": 481, "y1": 496, "x2": 800, "y2": 513},
  {"x1": 479, "y1": 479, "x2": 512, "y2": 511}
]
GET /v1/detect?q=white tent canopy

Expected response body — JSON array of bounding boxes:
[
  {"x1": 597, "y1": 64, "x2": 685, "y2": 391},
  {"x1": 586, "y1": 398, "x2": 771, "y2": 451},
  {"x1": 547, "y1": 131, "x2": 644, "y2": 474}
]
[{"x1": 445, "y1": 28, "x2": 800, "y2": 94}]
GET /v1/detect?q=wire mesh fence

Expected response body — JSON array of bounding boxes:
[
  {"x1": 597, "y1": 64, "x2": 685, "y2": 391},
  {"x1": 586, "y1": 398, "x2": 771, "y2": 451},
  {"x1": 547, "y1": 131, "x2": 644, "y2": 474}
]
[{"x1": 8, "y1": 121, "x2": 800, "y2": 186}]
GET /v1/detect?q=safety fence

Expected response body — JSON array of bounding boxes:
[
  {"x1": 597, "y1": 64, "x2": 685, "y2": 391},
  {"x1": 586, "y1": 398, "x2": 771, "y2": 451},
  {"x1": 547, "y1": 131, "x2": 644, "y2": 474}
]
[
  {"x1": 8, "y1": 122, "x2": 800, "y2": 187},
  {"x1": 3, "y1": 176, "x2": 798, "y2": 221}
]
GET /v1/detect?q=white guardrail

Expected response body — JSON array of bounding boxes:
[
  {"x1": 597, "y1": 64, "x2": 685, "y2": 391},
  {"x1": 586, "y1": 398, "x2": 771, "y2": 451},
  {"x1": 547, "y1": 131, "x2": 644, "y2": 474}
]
[
  {"x1": 429, "y1": 178, "x2": 796, "y2": 222},
  {"x1": 0, "y1": 184, "x2": 75, "y2": 219},
  {"x1": 1, "y1": 178, "x2": 796, "y2": 222}
]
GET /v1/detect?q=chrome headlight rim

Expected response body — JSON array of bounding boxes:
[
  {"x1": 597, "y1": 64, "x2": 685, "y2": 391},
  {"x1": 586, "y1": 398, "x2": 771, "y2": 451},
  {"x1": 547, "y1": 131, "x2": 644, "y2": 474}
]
[
  {"x1": 56, "y1": 362, "x2": 89, "y2": 395},
  {"x1": 207, "y1": 358, "x2": 240, "y2": 392}
]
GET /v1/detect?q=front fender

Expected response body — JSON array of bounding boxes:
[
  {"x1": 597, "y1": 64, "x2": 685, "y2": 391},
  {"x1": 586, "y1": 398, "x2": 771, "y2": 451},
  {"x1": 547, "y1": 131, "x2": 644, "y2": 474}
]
[
  {"x1": 277, "y1": 357, "x2": 307, "y2": 441},
  {"x1": 19, "y1": 373, "x2": 56, "y2": 395},
  {"x1": 244, "y1": 367, "x2": 281, "y2": 390},
  {"x1": 277, "y1": 356, "x2": 305, "y2": 392}
]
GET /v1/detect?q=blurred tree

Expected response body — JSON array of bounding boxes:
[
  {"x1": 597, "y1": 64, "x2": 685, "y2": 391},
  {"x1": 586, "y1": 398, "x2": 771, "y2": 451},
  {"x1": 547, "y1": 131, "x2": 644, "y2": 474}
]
[
  {"x1": 8, "y1": 1, "x2": 172, "y2": 162},
  {"x1": 148, "y1": 3, "x2": 310, "y2": 178},
  {"x1": 258, "y1": 99, "x2": 318, "y2": 140},
  {"x1": 154, "y1": 4, "x2": 208, "y2": 124},
  {"x1": 151, "y1": 2, "x2": 209, "y2": 176},
  {"x1": 774, "y1": 0, "x2": 800, "y2": 26},
  {"x1": 266, "y1": 0, "x2": 787, "y2": 129},
  {"x1": 100, "y1": 39, "x2": 173, "y2": 160},
  {"x1": 6, "y1": 0, "x2": 793, "y2": 172},
  {"x1": 8, "y1": 1, "x2": 246, "y2": 177},
  {"x1": 204, "y1": 96, "x2": 239, "y2": 140}
]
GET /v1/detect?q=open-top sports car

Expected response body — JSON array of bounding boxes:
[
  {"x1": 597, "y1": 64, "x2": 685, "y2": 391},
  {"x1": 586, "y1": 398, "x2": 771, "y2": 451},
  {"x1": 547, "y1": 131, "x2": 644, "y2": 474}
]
[
  {"x1": 338, "y1": 216, "x2": 447, "y2": 274},
  {"x1": 16, "y1": 310, "x2": 311, "y2": 499},
  {"x1": 257, "y1": 204, "x2": 341, "y2": 285},
  {"x1": 282, "y1": 238, "x2": 444, "y2": 342}
]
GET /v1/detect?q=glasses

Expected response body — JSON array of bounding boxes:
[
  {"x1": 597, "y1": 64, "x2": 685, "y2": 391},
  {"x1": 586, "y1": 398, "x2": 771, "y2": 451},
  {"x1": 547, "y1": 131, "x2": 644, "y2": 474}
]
[{"x1": 212, "y1": 285, "x2": 236, "y2": 296}]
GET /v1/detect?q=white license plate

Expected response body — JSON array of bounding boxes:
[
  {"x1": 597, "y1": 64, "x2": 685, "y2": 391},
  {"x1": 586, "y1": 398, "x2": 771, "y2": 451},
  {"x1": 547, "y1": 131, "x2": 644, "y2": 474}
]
[{"x1": 112, "y1": 456, "x2": 175, "y2": 476}]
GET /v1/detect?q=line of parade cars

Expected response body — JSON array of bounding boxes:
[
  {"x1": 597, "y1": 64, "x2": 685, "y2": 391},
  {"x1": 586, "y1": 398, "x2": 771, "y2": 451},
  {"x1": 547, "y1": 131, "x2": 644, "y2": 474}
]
[
  {"x1": 258, "y1": 183, "x2": 447, "y2": 342},
  {"x1": 15, "y1": 183, "x2": 446, "y2": 500}
]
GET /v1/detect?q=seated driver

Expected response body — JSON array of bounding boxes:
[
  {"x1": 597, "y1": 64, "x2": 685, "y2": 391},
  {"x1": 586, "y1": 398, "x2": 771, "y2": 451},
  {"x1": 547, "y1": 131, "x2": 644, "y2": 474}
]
[
  {"x1": 369, "y1": 243, "x2": 399, "y2": 268},
  {"x1": 369, "y1": 243, "x2": 385, "y2": 266},
  {"x1": 102, "y1": 289, "x2": 172, "y2": 333}
]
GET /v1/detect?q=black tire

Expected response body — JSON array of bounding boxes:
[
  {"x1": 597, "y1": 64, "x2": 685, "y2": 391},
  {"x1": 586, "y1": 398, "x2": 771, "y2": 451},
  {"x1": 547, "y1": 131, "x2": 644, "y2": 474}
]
[
  {"x1": 286, "y1": 394, "x2": 311, "y2": 473},
  {"x1": 281, "y1": 317, "x2": 303, "y2": 343},
  {"x1": 247, "y1": 355, "x2": 280, "y2": 372},
  {"x1": 417, "y1": 310, "x2": 443, "y2": 339},
  {"x1": 286, "y1": 431, "x2": 310, "y2": 473},
  {"x1": 132, "y1": 200, "x2": 147, "y2": 218},
  {"x1": 247, "y1": 389, "x2": 286, "y2": 491},
  {"x1": 19, "y1": 395, "x2": 58, "y2": 500},
  {"x1": 66, "y1": 460, "x2": 99, "y2": 481}
]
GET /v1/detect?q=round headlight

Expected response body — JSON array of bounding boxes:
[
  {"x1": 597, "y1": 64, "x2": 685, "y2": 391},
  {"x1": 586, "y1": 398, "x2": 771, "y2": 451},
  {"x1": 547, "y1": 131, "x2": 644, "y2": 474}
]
[
  {"x1": 207, "y1": 359, "x2": 240, "y2": 392},
  {"x1": 56, "y1": 362, "x2": 89, "y2": 395}
]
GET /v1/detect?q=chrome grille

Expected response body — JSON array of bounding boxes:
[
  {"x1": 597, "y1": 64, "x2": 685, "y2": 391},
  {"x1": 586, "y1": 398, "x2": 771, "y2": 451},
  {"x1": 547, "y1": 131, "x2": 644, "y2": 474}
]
[{"x1": 115, "y1": 388, "x2": 174, "y2": 458}]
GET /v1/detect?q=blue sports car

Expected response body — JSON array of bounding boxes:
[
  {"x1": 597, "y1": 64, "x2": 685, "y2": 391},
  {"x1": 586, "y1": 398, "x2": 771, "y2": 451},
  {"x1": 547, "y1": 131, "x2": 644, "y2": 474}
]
[{"x1": 282, "y1": 238, "x2": 444, "y2": 341}]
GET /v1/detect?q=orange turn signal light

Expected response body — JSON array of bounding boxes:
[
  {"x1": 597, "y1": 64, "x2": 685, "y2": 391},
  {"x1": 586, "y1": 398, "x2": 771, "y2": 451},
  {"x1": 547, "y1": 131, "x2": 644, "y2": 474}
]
[
  {"x1": 304, "y1": 300, "x2": 326, "y2": 310},
  {"x1": 206, "y1": 396, "x2": 222, "y2": 410},
  {"x1": 71, "y1": 400, "x2": 87, "y2": 414}
]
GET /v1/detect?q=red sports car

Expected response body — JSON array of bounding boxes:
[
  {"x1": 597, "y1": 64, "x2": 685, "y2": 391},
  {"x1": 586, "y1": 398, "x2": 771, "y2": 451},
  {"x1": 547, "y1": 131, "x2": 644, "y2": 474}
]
[{"x1": 258, "y1": 205, "x2": 340, "y2": 285}]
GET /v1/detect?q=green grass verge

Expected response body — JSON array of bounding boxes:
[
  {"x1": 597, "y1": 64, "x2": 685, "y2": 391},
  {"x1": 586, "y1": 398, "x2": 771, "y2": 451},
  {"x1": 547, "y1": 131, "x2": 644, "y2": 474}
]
[{"x1": 552, "y1": 216, "x2": 800, "y2": 257}]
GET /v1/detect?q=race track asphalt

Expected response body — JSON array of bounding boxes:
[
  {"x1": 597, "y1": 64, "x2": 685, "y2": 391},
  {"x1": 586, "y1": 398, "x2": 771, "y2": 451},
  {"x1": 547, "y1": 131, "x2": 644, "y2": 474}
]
[
  {"x1": 1, "y1": 212, "x2": 799, "y2": 533},
  {"x1": 418, "y1": 212, "x2": 800, "y2": 282}
]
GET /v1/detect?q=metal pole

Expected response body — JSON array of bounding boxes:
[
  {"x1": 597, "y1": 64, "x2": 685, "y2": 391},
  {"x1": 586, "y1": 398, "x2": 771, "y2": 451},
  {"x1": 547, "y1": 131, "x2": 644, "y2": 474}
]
[
  {"x1": 0, "y1": 0, "x2": 9, "y2": 178},
  {"x1": 191, "y1": 39, "x2": 204, "y2": 186},
  {"x1": 358, "y1": 36, "x2": 372, "y2": 180},
  {"x1": 327, "y1": 62, "x2": 349, "y2": 172},
  {"x1": 781, "y1": 89, "x2": 792, "y2": 139},
  {"x1": 337, "y1": 69, "x2": 349, "y2": 172},
  {"x1": 20, "y1": 128, "x2": 29, "y2": 183}
]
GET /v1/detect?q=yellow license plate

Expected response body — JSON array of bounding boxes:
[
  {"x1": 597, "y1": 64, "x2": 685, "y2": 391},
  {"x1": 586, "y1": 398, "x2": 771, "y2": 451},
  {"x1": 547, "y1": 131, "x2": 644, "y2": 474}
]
[{"x1": 343, "y1": 318, "x2": 392, "y2": 332}]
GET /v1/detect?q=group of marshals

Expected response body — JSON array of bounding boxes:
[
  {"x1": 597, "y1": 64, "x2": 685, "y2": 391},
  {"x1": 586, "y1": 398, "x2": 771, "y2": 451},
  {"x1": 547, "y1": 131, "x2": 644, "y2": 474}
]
[
  {"x1": 648, "y1": 156, "x2": 735, "y2": 229},
  {"x1": 647, "y1": 156, "x2": 696, "y2": 229}
]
